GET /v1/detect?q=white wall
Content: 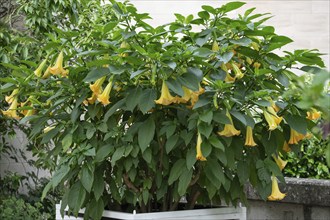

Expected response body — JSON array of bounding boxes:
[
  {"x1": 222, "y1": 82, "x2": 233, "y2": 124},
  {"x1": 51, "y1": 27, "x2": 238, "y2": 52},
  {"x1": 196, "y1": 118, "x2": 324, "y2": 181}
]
[{"x1": 129, "y1": 0, "x2": 330, "y2": 69}]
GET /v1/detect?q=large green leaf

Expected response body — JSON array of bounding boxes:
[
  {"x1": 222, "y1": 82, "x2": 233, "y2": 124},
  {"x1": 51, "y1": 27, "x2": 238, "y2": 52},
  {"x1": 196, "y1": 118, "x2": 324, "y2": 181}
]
[
  {"x1": 81, "y1": 165, "x2": 94, "y2": 193},
  {"x1": 138, "y1": 88, "x2": 156, "y2": 114},
  {"x1": 93, "y1": 170, "x2": 105, "y2": 201},
  {"x1": 68, "y1": 181, "x2": 86, "y2": 215},
  {"x1": 165, "y1": 135, "x2": 179, "y2": 153},
  {"x1": 138, "y1": 117, "x2": 155, "y2": 152},
  {"x1": 168, "y1": 159, "x2": 186, "y2": 185},
  {"x1": 178, "y1": 169, "x2": 193, "y2": 196},
  {"x1": 52, "y1": 165, "x2": 70, "y2": 189},
  {"x1": 285, "y1": 114, "x2": 307, "y2": 135},
  {"x1": 83, "y1": 67, "x2": 110, "y2": 82}
]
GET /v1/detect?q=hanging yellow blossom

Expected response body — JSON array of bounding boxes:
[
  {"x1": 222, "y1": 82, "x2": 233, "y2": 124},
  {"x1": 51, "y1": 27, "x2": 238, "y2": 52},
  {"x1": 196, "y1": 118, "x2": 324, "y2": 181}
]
[
  {"x1": 49, "y1": 51, "x2": 69, "y2": 76},
  {"x1": 97, "y1": 77, "x2": 114, "y2": 106},
  {"x1": 42, "y1": 66, "x2": 52, "y2": 79},
  {"x1": 196, "y1": 132, "x2": 207, "y2": 161},
  {"x1": 218, "y1": 110, "x2": 241, "y2": 137},
  {"x1": 154, "y1": 81, "x2": 176, "y2": 105},
  {"x1": 84, "y1": 93, "x2": 98, "y2": 105},
  {"x1": 221, "y1": 63, "x2": 235, "y2": 83},
  {"x1": 90, "y1": 76, "x2": 106, "y2": 95},
  {"x1": 306, "y1": 108, "x2": 321, "y2": 120},
  {"x1": 245, "y1": 126, "x2": 257, "y2": 147},
  {"x1": 1, "y1": 97, "x2": 20, "y2": 119},
  {"x1": 272, "y1": 154, "x2": 287, "y2": 171},
  {"x1": 212, "y1": 41, "x2": 219, "y2": 52},
  {"x1": 270, "y1": 100, "x2": 280, "y2": 112},
  {"x1": 189, "y1": 86, "x2": 205, "y2": 108},
  {"x1": 231, "y1": 62, "x2": 244, "y2": 79},
  {"x1": 5, "y1": 89, "x2": 19, "y2": 104},
  {"x1": 282, "y1": 142, "x2": 291, "y2": 152},
  {"x1": 263, "y1": 107, "x2": 282, "y2": 130},
  {"x1": 34, "y1": 59, "x2": 47, "y2": 77},
  {"x1": 288, "y1": 129, "x2": 306, "y2": 145},
  {"x1": 268, "y1": 176, "x2": 286, "y2": 201},
  {"x1": 173, "y1": 86, "x2": 192, "y2": 104}
]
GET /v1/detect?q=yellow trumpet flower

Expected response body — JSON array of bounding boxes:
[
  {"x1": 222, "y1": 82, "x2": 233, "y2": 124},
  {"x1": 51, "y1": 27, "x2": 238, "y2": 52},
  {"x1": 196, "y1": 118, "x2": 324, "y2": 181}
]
[
  {"x1": 270, "y1": 100, "x2": 280, "y2": 112},
  {"x1": 218, "y1": 110, "x2": 241, "y2": 137},
  {"x1": 196, "y1": 132, "x2": 207, "y2": 161},
  {"x1": 154, "y1": 81, "x2": 176, "y2": 106},
  {"x1": 221, "y1": 63, "x2": 235, "y2": 83},
  {"x1": 97, "y1": 77, "x2": 114, "y2": 106},
  {"x1": 282, "y1": 142, "x2": 291, "y2": 152},
  {"x1": 189, "y1": 86, "x2": 205, "y2": 108},
  {"x1": 212, "y1": 41, "x2": 219, "y2": 52},
  {"x1": 306, "y1": 108, "x2": 321, "y2": 120},
  {"x1": 245, "y1": 126, "x2": 257, "y2": 147},
  {"x1": 49, "y1": 51, "x2": 69, "y2": 77},
  {"x1": 272, "y1": 154, "x2": 287, "y2": 170},
  {"x1": 34, "y1": 59, "x2": 47, "y2": 77},
  {"x1": 288, "y1": 129, "x2": 306, "y2": 145},
  {"x1": 268, "y1": 176, "x2": 286, "y2": 201},
  {"x1": 42, "y1": 66, "x2": 52, "y2": 79},
  {"x1": 231, "y1": 62, "x2": 244, "y2": 79},
  {"x1": 1, "y1": 97, "x2": 20, "y2": 119},
  {"x1": 173, "y1": 86, "x2": 192, "y2": 104},
  {"x1": 84, "y1": 93, "x2": 98, "y2": 105},
  {"x1": 90, "y1": 76, "x2": 106, "y2": 95},
  {"x1": 263, "y1": 107, "x2": 282, "y2": 130},
  {"x1": 5, "y1": 89, "x2": 19, "y2": 104}
]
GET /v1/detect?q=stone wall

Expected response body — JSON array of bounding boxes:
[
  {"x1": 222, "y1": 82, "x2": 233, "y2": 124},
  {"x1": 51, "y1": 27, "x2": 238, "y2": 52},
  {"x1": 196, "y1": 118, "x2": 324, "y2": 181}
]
[{"x1": 246, "y1": 177, "x2": 330, "y2": 220}]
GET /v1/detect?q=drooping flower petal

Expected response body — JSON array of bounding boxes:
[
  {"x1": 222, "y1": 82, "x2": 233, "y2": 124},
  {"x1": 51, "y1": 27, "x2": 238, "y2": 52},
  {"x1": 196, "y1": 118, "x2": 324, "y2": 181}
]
[
  {"x1": 49, "y1": 51, "x2": 69, "y2": 76},
  {"x1": 154, "y1": 81, "x2": 176, "y2": 106},
  {"x1": 189, "y1": 86, "x2": 205, "y2": 108},
  {"x1": 5, "y1": 89, "x2": 19, "y2": 104},
  {"x1": 196, "y1": 132, "x2": 207, "y2": 161},
  {"x1": 221, "y1": 63, "x2": 235, "y2": 83},
  {"x1": 90, "y1": 76, "x2": 106, "y2": 95},
  {"x1": 42, "y1": 66, "x2": 52, "y2": 79},
  {"x1": 272, "y1": 154, "x2": 287, "y2": 170},
  {"x1": 245, "y1": 126, "x2": 257, "y2": 147},
  {"x1": 97, "y1": 77, "x2": 114, "y2": 106},
  {"x1": 212, "y1": 41, "x2": 219, "y2": 52},
  {"x1": 282, "y1": 142, "x2": 291, "y2": 152},
  {"x1": 34, "y1": 59, "x2": 47, "y2": 77},
  {"x1": 232, "y1": 62, "x2": 244, "y2": 79},
  {"x1": 263, "y1": 107, "x2": 282, "y2": 130},
  {"x1": 1, "y1": 97, "x2": 20, "y2": 119},
  {"x1": 218, "y1": 110, "x2": 241, "y2": 137},
  {"x1": 268, "y1": 176, "x2": 286, "y2": 201},
  {"x1": 288, "y1": 129, "x2": 306, "y2": 145},
  {"x1": 306, "y1": 108, "x2": 321, "y2": 120}
]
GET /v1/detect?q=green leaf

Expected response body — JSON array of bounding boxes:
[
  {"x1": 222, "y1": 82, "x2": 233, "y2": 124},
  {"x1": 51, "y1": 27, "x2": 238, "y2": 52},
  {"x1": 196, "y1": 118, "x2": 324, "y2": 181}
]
[
  {"x1": 230, "y1": 38, "x2": 252, "y2": 46},
  {"x1": 201, "y1": 5, "x2": 216, "y2": 14},
  {"x1": 103, "y1": 21, "x2": 118, "y2": 33},
  {"x1": 213, "y1": 112, "x2": 231, "y2": 124},
  {"x1": 95, "y1": 144, "x2": 113, "y2": 162},
  {"x1": 165, "y1": 135, "x2": 179, "y2": 153},
  {"x1": 193, "y1": 47, "x2": 212, "y2": 58},
  {"x1": 86, "y1": 198, "x2": 104, "y2": 220},
  {"x1": 41, "y1": 181, "x2": 52, "y2": 201},
  {"x1": 111, "y1": 146, "x2": 126, "y2": 166},
  {"x1": 68, "y1": 182, "x2": 86, "y2": 215},
  {"x1": 204, "y1": 158, "x2": 224, "y2": 188},
  {"x1": 139, "y1": 89, "x2": 156, "y2": 114},
  {"x1": 186, "y1": 147, "x2": 196, "y2": 169},
  {"x1": 93, "y1": 171, "x2": 104, "y2": 201},
  {"x1": 208, "y1": 135, "x2": 225, "y2": 151},
  {"x1": 168, "y1": 159, "x2": 186, "y2": 185},
  {"x1": 62, "y1": 133, "x2": 73, "y2": 152},
  {"x1": 178, "y1": 169, "x2": 193, "y2": 196},
  {"x1": 104, "y1": 98, "x2": 126, "y2": 121},
  {"x1": 86, "y1": 126, "x2": 96, "y2": 139},
  {"x1": 261, "y1": 129, "x2": 284, "y2": 155},
  {"x1": 192, "y1": 98, "x2": 210, "y2": 109},
  {"x1": 285, "y1": 114, "x2": 307, "y2": 135},
  {"x1": 142, "y1": 148, "x2": 152, "y2": 163},
  {"x1": 199, "y1": 110, "x2": 213, "y2": 124},
  {"x1": 216, "y1": 51, "x2": 234, "y2": 63},
  {"x1": 83, "y1": 67, "x2": 110, "y2": 82},
  {"x1": 198, "y1": 122, "x2": 213, "y2": 138},
  {"x1": 138, "y1": 117, "x2": 155, "y2": 152},
  {"x1": 167, "y1": 79, "x2": 184, "y2": 96},
  {"x1": 126, "y1": 87, "x2": 142, "y2": 111},
  {"x1": 81, "y1": 165, "x2": 94, "y2": 193},
  {"x1": 52, "y1": 165, "x2": 70, "y2": 189},
  {"x1": 237, "y1": 161, "x2": 249, "y2": 185},
  {"x1": 221, "y1": 2, "x2": 246, "y2": 13},
  {"x1": 130, "y1": 69, "x2": 147, "y2": 79}
]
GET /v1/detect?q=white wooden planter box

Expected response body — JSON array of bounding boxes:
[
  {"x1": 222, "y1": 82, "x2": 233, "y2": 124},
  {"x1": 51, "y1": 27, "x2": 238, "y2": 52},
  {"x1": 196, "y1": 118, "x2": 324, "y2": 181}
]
[{"x1": 56, "y1": 204, "x2": 246, "y2": 220}]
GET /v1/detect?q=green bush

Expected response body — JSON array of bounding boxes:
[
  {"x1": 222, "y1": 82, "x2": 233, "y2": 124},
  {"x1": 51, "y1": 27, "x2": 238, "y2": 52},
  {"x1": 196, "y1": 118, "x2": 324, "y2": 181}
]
[
  {"x1": 0, "y1": 197, "x2": 51, "y2": 220},
  {"x1": 284, "y1": 137, "x2": 330, "y2": 179}
]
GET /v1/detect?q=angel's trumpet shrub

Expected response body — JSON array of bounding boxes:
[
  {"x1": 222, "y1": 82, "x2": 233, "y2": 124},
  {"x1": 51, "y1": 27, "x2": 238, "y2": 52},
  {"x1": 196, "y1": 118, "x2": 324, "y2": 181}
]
[
  {"x1": 218, "y1": 110, "x2": 241, "y2": 137},
  {"x1": 288, "y1": 129, "x2": 306, "y2": 144},
  {"x1": 306, "y1": 108, "x2": 321, "y2": 120},
  {"x1": 155, "y1": 81, "x2": 176, "y2": 105},
  {"x1": 268, "y1": 176, "x2": 286, "y2": 201},
  {"x1": 272, "y1": 154, "x2": 287, "y2": 170},
  {"x1": 245, "y1": 126, "x2": 257, "y2": 147},
  {"x1": 5, "y1": 89, "x2": 19, "y2": 104},
  {"x1": 90, "y1": 76, "x2": 106, "y2": 95},
  {"x1": 196, "y1": 132, "x2": 206, "y2": 161},
  {"x1": 97, "y1": 77, "x2": 114, "y2": 106},
  {"x1": 49, "y1": 51, "x2": 69, "y2": 76},
  {"x1": 263, "y1": 107, "x2": 282, "y2": 130},
  {"x1": 1, "y1": 97, "x2": 20, "y2": 119}
]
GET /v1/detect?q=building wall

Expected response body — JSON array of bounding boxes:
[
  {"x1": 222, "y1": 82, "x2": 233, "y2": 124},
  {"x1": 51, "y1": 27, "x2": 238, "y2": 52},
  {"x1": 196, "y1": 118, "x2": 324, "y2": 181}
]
[{"x1": 129, "y1": 0, "x2": 330, "y2": 69}]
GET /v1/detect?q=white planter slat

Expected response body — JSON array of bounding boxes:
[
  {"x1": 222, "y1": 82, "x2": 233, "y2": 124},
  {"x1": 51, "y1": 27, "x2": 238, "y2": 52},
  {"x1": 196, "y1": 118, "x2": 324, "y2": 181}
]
[{"x1": 56, "y1": 204, "x2": 246, "y2": 220}]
